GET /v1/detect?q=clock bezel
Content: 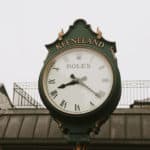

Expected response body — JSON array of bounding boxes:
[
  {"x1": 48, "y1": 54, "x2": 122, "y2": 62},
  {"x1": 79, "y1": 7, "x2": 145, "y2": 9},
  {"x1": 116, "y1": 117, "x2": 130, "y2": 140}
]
[
  {"x1": 38, "y1": 46, "x2": 121, "y2": 122},
  {"x1": 42, "y1": 48, "x2": 114, "y2": 115}
]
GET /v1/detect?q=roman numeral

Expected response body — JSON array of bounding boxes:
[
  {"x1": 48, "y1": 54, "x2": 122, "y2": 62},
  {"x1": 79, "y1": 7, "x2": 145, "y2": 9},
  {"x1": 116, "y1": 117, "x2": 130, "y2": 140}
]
[
  {"x1": 98, "y1": 90, "x2": 105, "y2": 98},
  {"x1": 48, "y1": 79, "x2": 55, "y2": 84},
  {"x1": 90, "y1": 101, "x2": 95, "y2": 106},
  {"x1": 75, "y1": 104, "x2": 80, "y2": 111},
  {"x1": 52, "y1": 67, "x2": 59, "y2": 71},
  {"x1": 50, "y1": 90, "x2": 58, "y2": 99},
  {"x1": 76, "y1": 54, "x2": 82, "y2": 60},
  {"x1": 60, "y1": 100, "x2": 67, "y2": 109},
  {"x1": 102, "y1": 78, "x2": 109, "y2": 82},
  {"x1": 99, "y1": 65, "x2": 105, "y2": 70}
]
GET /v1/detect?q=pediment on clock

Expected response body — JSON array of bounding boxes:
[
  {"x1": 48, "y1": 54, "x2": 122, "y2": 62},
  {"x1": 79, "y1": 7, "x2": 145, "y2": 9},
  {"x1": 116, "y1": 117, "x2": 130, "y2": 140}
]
[{"x1": 45, "y1": 19, "x2": 116, "y2": 54}]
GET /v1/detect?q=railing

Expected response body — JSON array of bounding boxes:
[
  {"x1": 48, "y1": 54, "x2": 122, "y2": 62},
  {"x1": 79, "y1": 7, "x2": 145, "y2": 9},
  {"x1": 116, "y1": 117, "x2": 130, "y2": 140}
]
[
  {"x1": 12, "y1": 80, "x2": 150, "y2": 108},
  {"x1": 13, "y1": 82, "x2": 44, "y2": 108},
  {"x1": 119, "y1": 80, "x2": 150, "y2": 107}
]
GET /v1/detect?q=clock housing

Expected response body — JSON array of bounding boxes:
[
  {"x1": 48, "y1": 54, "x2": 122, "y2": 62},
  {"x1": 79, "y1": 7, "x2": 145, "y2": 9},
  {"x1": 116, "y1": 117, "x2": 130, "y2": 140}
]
[{"x1": 38, "y1": 19, "x2": 121, "y2": 125}]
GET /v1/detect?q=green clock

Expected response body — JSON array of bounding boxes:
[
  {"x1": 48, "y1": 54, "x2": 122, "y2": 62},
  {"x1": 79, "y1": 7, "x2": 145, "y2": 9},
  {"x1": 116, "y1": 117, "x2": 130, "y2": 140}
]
[
  {"x1": 40, "y1": 47, "x2": 115, "y2": 115},
  {"x1": 38, "y1": 20, "x2": 121, "y2": 140}
]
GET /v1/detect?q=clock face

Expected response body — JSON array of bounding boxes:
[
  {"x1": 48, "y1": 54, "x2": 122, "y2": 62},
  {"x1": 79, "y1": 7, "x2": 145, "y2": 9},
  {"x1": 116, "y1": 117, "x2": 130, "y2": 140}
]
[{"x1": 43, "y1": 48, "x2": 114, "y2": 115}]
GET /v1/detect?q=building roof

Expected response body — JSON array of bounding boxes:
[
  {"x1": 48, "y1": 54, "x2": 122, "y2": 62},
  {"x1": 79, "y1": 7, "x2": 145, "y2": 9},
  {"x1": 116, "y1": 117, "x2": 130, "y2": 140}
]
[
  {"x1": 0, "y1": 108, "x2": 150, "y2": 146},
  {"x1": 0, "y1": 84, "x2": 13, "y2": 109}
]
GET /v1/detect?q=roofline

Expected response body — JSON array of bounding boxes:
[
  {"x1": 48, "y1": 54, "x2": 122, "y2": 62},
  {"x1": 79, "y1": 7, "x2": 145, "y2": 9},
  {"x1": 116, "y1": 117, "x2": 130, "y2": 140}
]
[
  {"x1": 1, "y1": 138, "x2": 150, "y2": 145},
  {"x1": 1, "y1": 108, "x2": 150, "y2": 116}
]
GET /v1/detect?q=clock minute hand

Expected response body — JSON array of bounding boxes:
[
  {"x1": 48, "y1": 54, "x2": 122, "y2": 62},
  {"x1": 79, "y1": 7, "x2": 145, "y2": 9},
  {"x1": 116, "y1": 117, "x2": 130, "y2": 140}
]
[
  {"x1": 79, "y1": 81, "x2": 101, "y2": 98},
  {"x1": 71, "y1": 74, "x2": 101, "y2": 98}
]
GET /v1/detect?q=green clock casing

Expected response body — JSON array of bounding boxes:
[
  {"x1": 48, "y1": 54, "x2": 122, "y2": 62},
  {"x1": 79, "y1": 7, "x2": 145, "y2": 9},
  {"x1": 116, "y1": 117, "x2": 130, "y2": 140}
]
[{"x1": 38, "y1": 19, "x2": 121, "y2": 125}]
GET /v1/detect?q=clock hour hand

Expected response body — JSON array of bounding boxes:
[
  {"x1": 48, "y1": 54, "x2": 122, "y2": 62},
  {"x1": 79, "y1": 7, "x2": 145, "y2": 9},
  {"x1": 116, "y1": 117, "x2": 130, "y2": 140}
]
[
  {"x1": 58, "y1": 75, "x2": 87, "y2": 89},
  {"x1": 58, "y1": 80, "x2": 78, "y2": 89}
]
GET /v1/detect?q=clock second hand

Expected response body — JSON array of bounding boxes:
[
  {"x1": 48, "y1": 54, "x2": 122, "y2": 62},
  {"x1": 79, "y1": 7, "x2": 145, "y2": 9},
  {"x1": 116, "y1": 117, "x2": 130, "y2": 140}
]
[{"x1": 70, "y1": 74, "x2": 101, "y2": 98}]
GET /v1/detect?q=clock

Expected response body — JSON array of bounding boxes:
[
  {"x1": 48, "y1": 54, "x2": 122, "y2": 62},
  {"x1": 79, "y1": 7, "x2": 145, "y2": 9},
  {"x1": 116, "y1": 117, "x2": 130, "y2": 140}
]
[
  {"x1": 39, "y1": 47, "x2": 114, "y2": 115},
  {"x1": 38, "y1": 19, "x2": 121, "y2": 143}
]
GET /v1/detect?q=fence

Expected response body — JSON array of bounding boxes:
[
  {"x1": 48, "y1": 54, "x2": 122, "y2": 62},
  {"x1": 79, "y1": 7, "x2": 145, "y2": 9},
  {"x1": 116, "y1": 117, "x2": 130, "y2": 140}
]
[
  {"x1": 13, "y1": 82, "x2": 44, "y2": 108},
  {"x1": 12, "y1": 80, "x2": 150, "y2": 108}
]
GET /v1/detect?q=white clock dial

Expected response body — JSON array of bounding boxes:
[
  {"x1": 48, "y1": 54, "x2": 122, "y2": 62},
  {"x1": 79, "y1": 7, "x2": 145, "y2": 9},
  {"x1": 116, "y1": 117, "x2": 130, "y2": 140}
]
[{"x1": 44, "y1": 48, "x2": 113, "y2": 115}]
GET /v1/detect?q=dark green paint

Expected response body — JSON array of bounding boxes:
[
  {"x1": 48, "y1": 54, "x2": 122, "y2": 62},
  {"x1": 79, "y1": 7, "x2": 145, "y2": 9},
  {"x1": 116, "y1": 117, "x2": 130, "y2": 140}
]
[{"x1": 38, "y1": 19, "x2": 121, "y2": 144}]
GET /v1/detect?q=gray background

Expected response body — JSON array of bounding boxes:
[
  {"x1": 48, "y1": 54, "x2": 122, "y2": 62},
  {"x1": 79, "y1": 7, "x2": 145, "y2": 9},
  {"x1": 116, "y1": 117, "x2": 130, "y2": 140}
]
[{"x1": 0, "y1": 0, "x2": 150, "y2": 97}]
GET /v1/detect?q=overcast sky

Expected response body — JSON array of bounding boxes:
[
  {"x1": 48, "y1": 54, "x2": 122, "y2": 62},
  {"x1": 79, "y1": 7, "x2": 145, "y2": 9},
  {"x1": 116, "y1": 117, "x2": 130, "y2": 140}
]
[{"x1": 0, "y1": 0, "x2": 150, "y2": 97}]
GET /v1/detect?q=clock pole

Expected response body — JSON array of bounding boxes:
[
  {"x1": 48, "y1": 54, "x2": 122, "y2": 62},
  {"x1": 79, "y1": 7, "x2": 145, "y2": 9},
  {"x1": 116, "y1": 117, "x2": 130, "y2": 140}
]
[{"x1": 74, "y1": 143, "x2": 87, "y2": 150}]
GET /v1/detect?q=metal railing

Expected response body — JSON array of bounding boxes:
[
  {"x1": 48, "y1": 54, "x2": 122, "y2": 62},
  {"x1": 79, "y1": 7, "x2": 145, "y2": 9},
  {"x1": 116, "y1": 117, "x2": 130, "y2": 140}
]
[
  {"x1": 12, "y1": 80, "x2": 150, "y2": 108},
  {"x1": 119, "y1": 80, "x2": 150, "y2": 107},
  {"x1": 13, "y1": 82, "x2": 44, "y2": 108}
]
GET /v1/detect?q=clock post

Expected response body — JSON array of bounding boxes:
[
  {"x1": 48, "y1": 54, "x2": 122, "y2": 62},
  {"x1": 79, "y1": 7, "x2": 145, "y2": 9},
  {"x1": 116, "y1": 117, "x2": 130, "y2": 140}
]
[{"x1": 38, "y1": 19, "x2": 121, "y2": 150}]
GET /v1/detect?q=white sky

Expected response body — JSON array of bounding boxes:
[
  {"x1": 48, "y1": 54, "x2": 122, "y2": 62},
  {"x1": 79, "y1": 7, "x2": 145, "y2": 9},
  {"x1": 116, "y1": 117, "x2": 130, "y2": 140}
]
[{"x1": 0, "y1": 0, "x2": 150, "y2": 97}]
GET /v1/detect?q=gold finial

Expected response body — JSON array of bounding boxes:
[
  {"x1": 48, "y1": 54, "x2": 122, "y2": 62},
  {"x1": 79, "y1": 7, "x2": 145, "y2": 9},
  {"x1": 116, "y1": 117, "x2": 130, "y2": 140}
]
[
  {"x1": 96, "y1": 27, "x2": 102, "y2": 39},
  {"x1": 74, "y1": 144, "x2": 87, "y2": 150},
  {"x1": 58, "y1": 29, "x2": 64, "y2": 40}
]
